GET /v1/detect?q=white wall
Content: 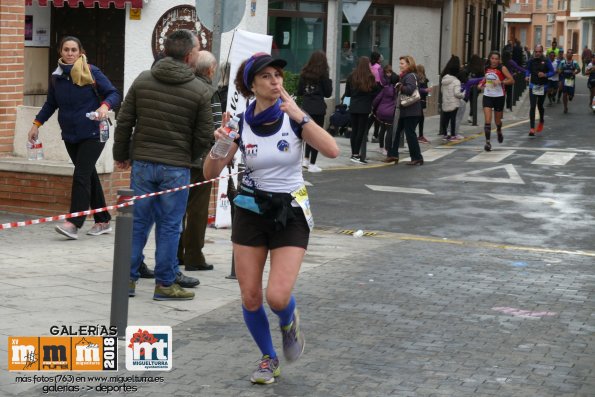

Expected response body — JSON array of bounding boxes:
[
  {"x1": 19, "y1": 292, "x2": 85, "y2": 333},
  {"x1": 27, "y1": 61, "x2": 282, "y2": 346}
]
[
  {"x1": 124, "y1": 0, "x2": 268, "y2": 95},
  {"x1": 394, "y1": 5, "x2": 443, "y2": 87}
]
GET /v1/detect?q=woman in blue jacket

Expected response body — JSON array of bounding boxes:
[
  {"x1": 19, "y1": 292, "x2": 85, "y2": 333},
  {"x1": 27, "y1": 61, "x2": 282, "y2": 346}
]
[{"x1": 27, "y1": 36, "x2": 121, "y2": 239}]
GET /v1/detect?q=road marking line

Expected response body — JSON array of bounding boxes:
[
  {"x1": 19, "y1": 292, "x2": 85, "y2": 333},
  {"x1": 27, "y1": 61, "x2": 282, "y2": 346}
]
[
  {"x1": 314, "y1": 227, "x2": 595, "y2": 257},
  {"x1": 532, "y1": 151, "x2": 577, "y2": 165},
  {"x1": 415, "y1": 148, "x2": 456, "y2": 162},
  {"x1": 487, "y1": 193, "x2": 560, "y2": 206},
  {"x1": 443, "y1": 119, "x2": 530, "y2": 146},
  {"x1": 441, "y1": 164, "x2": 525, "y2": 184},
  {"x1": 366, "y1": 185, "x2": 434, "y2": 195},
  {"x1": 466, "y1": 150, "x2": 516, "y2": 163},
  {"x1": 436, "y1": 146, "x2": 594, "y2": 154}
]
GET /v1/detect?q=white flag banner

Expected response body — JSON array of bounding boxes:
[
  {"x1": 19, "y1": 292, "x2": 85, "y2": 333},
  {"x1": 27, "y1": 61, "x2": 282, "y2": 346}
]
[{"x1": 214, "y1": 30, "x2": 273, "y2": 228}]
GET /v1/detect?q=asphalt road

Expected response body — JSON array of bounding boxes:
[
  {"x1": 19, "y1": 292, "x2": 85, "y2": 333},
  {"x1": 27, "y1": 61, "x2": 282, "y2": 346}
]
[{"x1": 308, "y1": 80, "x2": 595, "y2": 253}]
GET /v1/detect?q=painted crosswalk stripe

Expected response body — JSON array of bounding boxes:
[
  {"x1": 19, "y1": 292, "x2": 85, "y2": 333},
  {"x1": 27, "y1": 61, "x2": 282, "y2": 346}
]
[
  {"x1": 532, "y1": 152, "x2": 577, "y2": 166},
  {"x1": 466, "y1": 150, "x2": 515, "y2": 163},
  {"x1": 487, "y1": 194, "x2": 560, "y2": 206},
  {"x1": 414, "y1": 148, "x2": 456, "y2": 162},
  {"x1": 366, "y1": 185, "x2": 434, "y2": 195}
]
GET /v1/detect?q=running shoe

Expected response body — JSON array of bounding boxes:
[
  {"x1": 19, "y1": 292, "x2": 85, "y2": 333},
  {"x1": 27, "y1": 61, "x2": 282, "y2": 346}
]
[
  {"x1": 87, "y1": 222, "x2": 112, "y2": 236},
  {"x1": 418, "y1": 136, "x2": 431, "y2": 144},
  {"x1": 153, "y1": 283, "x2": 195, "y2": 301},
  {"x1": 536, "y1": 122, "x2": 544, "y2": 133},
  {"x1": 497, "y1": 132, "x2": 504, "y2": 143},
  {"x1": 55, "y1": 221, "x2": 78, "y2": 240},
  {"x1": 302, "y1": 159, "x2": 309, "y2": 168},
  {"x1": 250, "y1": 355, "x2": 280, "y2": 384},
  {"x1": 308, "y1": 164, "x2": 322, "y2": 173},
  {"x1": 129, "y1": 279, "x2": 136, "y2": 297},
  {"x1": 484, "y1": 141, "x2": 492, "y2": 152},
  {"x1": 281, "y1": 309, "x2": 305, "y2": 363},
  {"x1": 349, "y1": 155, "x2": 361, "y2": 164},
  {"x1": 529, "y1": 129, "x2": 535, "y2": 137},
  {"x1": 450, "y1": 135, "x2": 464, "y2": 141}
]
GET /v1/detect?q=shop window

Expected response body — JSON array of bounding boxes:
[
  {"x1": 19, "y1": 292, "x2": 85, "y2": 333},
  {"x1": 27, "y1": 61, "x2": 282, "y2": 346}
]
[
  {"x1": 340, "y1": 5, "x2": 393, "y2": 80},
  {"x1": 268, "y1": 1, "x2": 327, "y2": 74}
]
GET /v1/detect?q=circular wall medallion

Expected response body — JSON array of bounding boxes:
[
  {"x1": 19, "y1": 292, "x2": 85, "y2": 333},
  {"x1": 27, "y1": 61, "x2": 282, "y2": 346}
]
[{"x1": 151, "y1": 4, "x2": 212, "y2": 59}]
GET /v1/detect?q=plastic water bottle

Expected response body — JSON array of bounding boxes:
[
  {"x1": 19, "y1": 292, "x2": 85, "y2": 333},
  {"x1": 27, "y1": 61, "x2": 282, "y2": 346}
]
[
  {"x1": 26, "y1": 141, "x2": 36, "y2": 160},
  {"x1": 210, "y1": 116, "x2": 240, "y2": 159},
  {"x1": 35, "y1": 140, "x2": 44, "y2": 160},
  {"x1": 86, "y1": 112, "x2": 109, "y2": 142},
  {"x1": 27, "y1": 139, "x2": 43, "y2": 160}
]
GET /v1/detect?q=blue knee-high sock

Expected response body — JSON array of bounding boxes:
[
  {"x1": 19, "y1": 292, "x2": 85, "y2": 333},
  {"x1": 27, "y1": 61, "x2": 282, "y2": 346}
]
[
  {"x1": 271, "y1": 295, "x2": 296, "y2": 328},
  {"x1": 242, "y1": 305, "x2": 276, "y2": 358}
]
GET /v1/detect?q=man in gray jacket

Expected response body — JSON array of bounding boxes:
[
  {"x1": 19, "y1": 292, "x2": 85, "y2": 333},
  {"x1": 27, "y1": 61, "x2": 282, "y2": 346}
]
[{"x1": 113, "y1": 29, "x2": 213, "y2": 301}]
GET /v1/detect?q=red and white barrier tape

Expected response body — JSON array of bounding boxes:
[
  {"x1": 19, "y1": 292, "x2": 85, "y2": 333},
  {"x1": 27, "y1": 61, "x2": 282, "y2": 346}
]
[{"x1": 0, "y1": 171, "x2": 242, "y2": 231}]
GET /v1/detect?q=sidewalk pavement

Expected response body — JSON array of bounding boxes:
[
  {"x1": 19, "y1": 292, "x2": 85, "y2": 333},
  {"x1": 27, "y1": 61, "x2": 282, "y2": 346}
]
[{"x1": 0, "y1": 208, "x2": 379, "y2": 395}]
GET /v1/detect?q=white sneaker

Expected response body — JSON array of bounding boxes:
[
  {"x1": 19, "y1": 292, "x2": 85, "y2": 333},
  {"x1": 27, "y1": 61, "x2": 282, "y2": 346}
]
[
  {"x1": 302, "y1": 159, "x2": 309, "y2": 168},
  {"x1": 308, "y1": 164, "x2": 322, "y2": 173}
]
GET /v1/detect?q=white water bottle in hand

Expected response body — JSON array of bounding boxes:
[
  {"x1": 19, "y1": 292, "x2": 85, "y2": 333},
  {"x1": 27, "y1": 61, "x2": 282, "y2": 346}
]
[{"x1": 210, "y1": 116, "x2": 240, "y2": 159}]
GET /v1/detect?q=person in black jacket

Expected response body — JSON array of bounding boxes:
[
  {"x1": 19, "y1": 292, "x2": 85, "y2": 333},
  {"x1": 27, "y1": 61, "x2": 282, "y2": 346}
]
[
  {"x1": 525, "y1": 45, "x2": 555, "y2": 135},
  {"x1": 297, "y1": 51, "x2": 333, "y2": 172},
  {"x1": 28, "y1": 36, "x2": 121, "y2": 240},
  {"x1": 345, "y1": 56, "x2": 380, "y2": 164}
]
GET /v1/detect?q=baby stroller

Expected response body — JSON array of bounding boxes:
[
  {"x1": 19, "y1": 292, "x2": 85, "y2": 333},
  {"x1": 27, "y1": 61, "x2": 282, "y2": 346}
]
[{"x1": 328, "y1": 102, "x2": 351, "y2": 137}]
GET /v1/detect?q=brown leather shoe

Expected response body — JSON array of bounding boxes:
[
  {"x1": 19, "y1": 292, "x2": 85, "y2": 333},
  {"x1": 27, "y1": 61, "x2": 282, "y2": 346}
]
[
  {"x1": 382, "y1": 157, "x2": 399, "y2": 164},
  {"x1": 406, "y1": 159, "x2": 424, "y2": 166}
]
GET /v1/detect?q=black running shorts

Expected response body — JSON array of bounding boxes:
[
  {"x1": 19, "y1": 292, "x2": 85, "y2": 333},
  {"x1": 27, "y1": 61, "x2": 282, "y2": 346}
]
[
  {"x1": 482, "y1": 96, "x2": 505, "y2": 112},
  {"x1": 232, "y1": 207, "x2": 310, "y2": 249}
]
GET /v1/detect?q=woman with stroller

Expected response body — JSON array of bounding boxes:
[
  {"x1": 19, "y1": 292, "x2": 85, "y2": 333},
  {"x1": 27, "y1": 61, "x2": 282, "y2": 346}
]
[{"x1": 372, "y1": 64, "x2": 398, "y2": 155}]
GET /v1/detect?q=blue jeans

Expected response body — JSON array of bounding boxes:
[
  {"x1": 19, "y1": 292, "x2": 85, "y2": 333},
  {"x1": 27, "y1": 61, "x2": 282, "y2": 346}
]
[{"x1": 130, "y1": 161, "x2": 189, "y2": 285}]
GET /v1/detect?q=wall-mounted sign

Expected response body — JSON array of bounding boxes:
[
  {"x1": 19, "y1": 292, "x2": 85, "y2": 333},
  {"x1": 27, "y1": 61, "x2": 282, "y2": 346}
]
[
  {"x1": 24, "y1": 5, "x2": 51, "y2": 47},
  {"x1": 129, "y1": 8, "x2": 141, "y2": 20},
  {"x1": 151, "y1": 5, "x2": 212, "y2": 59}
]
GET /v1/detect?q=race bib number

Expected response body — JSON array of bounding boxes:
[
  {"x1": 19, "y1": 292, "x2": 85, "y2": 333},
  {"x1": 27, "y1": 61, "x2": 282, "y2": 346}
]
[
  {"x1": 532, "y1": 85, "x2": 545, "y2": 96},
  {"x1": 291, "y1": 185, "x2": 314, "y2": 231},
  {"x1": 564, "y1": 78, "x2": 575, "y2": 87}
]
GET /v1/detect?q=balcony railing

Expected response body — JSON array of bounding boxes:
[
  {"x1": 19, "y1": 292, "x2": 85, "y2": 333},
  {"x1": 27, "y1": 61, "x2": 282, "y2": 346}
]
[
  {"x1": 507, "y1": 3, "x2": 533, "y2": 13},
  {"x1": 577, "y1": 0, "x2": 595, "y2": 10}
]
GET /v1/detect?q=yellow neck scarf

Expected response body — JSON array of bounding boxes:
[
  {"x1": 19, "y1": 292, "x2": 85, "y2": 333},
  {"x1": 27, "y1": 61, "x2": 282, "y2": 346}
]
[{"x1": 59, "y1": 54, "x2": 94, "y2": 86}]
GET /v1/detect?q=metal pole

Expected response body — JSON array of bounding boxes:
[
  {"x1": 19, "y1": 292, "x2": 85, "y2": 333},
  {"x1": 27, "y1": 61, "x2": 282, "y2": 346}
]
[
  {"x1": 335, "y1": 0, "x2": 343, "y2": 106},
  {"x1": 110, "y1": 189, "x2": 134, "y2": 339},
  {"x1": 471, "y1": 86, "x2": 478, "y2": 126},
  {"x1": 211, "y1": 0, "x2": 223, "y2": 88}
]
